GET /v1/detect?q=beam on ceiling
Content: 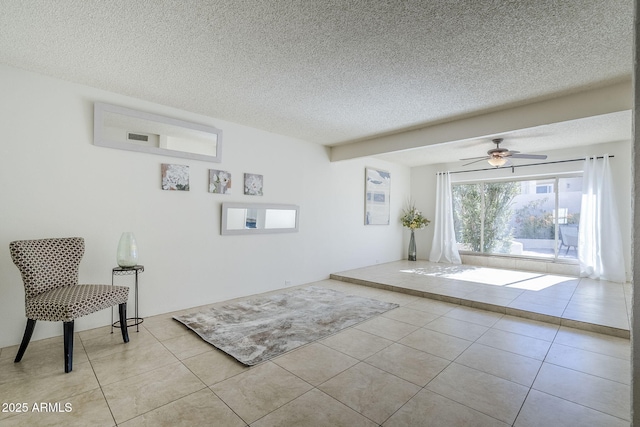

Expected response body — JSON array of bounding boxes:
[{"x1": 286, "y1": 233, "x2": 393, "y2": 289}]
[{"x1": 330, "y1": 80, "x2": 632, "y2": 162}]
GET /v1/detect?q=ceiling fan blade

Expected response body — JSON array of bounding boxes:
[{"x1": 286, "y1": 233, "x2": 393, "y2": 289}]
[
  {"x1": 509, "y1": 153, "x2": 548, "y2": 160},
  {"x1": 460, "y1": 155, "x2": 490, "y2": 161},
  {"x1": 462, "y1": 158, "x2": 489, "y2": 166}
]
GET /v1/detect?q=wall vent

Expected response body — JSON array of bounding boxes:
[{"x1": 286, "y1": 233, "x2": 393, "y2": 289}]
[{"x1": 127, "y1": 132, "x2": 149, "y2": 142}]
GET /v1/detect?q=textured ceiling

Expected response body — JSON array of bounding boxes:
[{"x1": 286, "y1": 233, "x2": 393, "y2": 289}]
[{"x1": 0, "y1": 0, "x2": 633, "y2": 163}]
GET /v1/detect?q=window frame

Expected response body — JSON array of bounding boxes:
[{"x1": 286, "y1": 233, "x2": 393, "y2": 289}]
[{"x1": 452, "y1": 172, "x2": 582, "y2": 263}]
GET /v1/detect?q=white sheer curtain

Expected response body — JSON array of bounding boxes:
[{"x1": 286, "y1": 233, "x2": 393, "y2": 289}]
[
  {"x1": 429, "y1": 172, "x2": 461, "y2": 264},
  {"x1": 578, "y1": 155, "x2": 625, "y2": 283}
]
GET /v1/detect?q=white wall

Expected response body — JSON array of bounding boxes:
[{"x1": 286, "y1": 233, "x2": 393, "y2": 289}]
[
  {"x1": 407, "y1": 165, "x2": 438, "y2": 260},
  {"x1": 0, "y1": 64, "x2": 410, "y2": 348},
  {"x1": 411, "y1": 140, "x2": 633, "y2": 279},
  {"x1": 327, "y1": 159, "x2": 408, "y2": 271}
]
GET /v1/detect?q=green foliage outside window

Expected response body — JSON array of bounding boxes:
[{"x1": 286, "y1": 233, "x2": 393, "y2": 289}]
[
  {"x1": 452, "y1": 184, "x2": 481, "y2": 251},
  {"x1": 514, "y1": 199, "x2": 580, "y2": 239},
  {"x1": 513, "y1": 199, "x2": 554, "y2": 239},
  {"x1": 452, "y1": 182, "x2": 519, "y2": 253}
]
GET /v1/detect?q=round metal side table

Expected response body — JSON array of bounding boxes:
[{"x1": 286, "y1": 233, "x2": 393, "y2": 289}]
[{"x1": 111, "y1": 265, "x2": 144, "y2": 333}]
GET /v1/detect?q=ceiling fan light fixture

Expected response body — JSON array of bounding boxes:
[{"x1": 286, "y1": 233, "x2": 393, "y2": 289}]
[
  {"x1": 460, "y1": 138, "x2": 547, "y2": 167},
  {"x1": 488, "y1": 156, "x2": 507, "y2": 167}
]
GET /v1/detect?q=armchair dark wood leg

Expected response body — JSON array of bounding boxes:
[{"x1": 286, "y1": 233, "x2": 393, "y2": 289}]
[
  {"x1": 14, "y1": 319, "x2": 36, "y2": 363},
  {"x1": 119, "y1": 303, "x2": 129, "y2": 343},
  {"x1": 63, "y1": 321, "x2": 74, "y2": 373}
]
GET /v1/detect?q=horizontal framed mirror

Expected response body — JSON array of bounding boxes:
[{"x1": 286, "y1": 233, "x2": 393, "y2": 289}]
[
  {"x1": 94, "y1": 102, "x2": 222, "y2": 162},
  {"x1": 221, "y1": 203, "x2": 299, "y2": 235}
]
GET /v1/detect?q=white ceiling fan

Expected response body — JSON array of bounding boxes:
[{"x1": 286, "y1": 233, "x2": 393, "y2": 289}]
[{"x1": 460, "y1": 138, "x2": 548, "y2": 167}]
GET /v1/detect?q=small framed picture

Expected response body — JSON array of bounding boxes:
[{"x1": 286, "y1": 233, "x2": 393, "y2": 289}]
[
  {"x1": 209, "y1": 169, "x2": 232, "y2": 194},
  {"x1": 244, "y1": 173, "x2": 263, "y2": 196},
  {"x1": 161, "y1": 164, "x2": 189, "y2": 191}
]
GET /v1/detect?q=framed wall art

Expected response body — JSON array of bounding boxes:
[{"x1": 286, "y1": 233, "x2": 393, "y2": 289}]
[
  {"x1": 161, "y1": 163, "x2": 189, "y2": 191},
  {"x1": 244, "y1": 173, "x2": 263, "y2": 196},
  {"x1": 209, "y1": 169, "x2": 232, "y2": 194},
  {"x1": 365, "y1": 168, "x2": 390, "y2": 225}
]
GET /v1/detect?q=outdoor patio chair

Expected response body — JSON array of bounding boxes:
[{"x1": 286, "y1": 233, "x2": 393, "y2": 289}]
[{"x1": 559, "y1": 225, "x2": 578, "y2": 255}]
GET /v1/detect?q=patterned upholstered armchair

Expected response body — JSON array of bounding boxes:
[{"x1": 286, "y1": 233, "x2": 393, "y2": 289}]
[{"x1": 10, "y1": 237, "x2": 130, "y2": 373}]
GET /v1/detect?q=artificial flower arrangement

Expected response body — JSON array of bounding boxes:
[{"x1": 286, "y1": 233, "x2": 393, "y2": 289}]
[{"x1": 401, "y1": 202, "x2": 431, "y2": 230}]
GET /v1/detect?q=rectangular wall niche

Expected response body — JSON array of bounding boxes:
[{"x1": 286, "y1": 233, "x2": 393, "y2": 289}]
[
  {"x1": 221, "y1": 203, "x2": 299, "y2": 235},
  {"x1": 94, "y1": 102, "x2": 222, "y2": 162}
]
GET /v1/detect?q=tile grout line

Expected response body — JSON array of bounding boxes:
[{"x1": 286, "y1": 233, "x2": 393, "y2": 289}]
[
  {"x1": 0, "y1": 269, "x2": 630, "y2": 426},
  {"x1": 174, "y1": 289, "x2": 628, "y2": 424},
  {"x1": 332, "y1": 272, "x2": 630, "y2": 338},
  {"x1": 331, "y1": 307, "x2": 519, "y2": 425},
  {"x1": 80, "y1": 329, "x2": 118, "y2": 427},
  {"x1": 509, "y1": 321, "x2": 561, "y2": 425}
]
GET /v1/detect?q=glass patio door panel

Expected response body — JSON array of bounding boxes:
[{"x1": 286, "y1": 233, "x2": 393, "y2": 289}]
[
  {"x1": 557, "y1": 177, "x2": 581, "y2": 260},
  {"x1": 452, "y1": 182, "x2": 520, "y2": 255},
  {"x1": 452, "y1": 184, "x2": 483, "y2": 252},
  {"x1": 483, "y1": 182, "x2": 520, "y2": 254},
  {"x1": 512, "y1": 179, "x2": 556, "y2": 259},
  {"x1": 452, "y1": 175, "x2": 581, "y2": 261}
]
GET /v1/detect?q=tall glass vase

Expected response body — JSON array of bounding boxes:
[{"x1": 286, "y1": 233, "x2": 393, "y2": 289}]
[
  {"x1": 408, "y1": 229, "x2": 417, "y2": 261},
  {"x1": 117, "y1": 232, "x2": 138, "y2": 267}
]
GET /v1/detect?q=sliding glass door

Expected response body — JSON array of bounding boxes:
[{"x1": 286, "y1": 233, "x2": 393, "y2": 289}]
[{"x1": 452, "y1": 176, "x2": 581, "y2": 261}]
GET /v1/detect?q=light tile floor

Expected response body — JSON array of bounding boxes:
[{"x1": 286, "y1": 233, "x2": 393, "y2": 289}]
[
  {"x1": 332, "y1": 260, "x2": 631, "y2": 338},
  {"x1": 0, "y1": 262, "x2": 631, "y2": 426}
]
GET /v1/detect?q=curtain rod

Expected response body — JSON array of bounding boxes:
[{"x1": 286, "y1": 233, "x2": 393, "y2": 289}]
[{"x1": 444, "y1": 155, "x2": 614, "y2": 175}]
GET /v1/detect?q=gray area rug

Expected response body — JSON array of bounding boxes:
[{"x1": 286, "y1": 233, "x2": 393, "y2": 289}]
[{"x1": 173, "y1": 286, "x2": 398, "y2": 365}]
